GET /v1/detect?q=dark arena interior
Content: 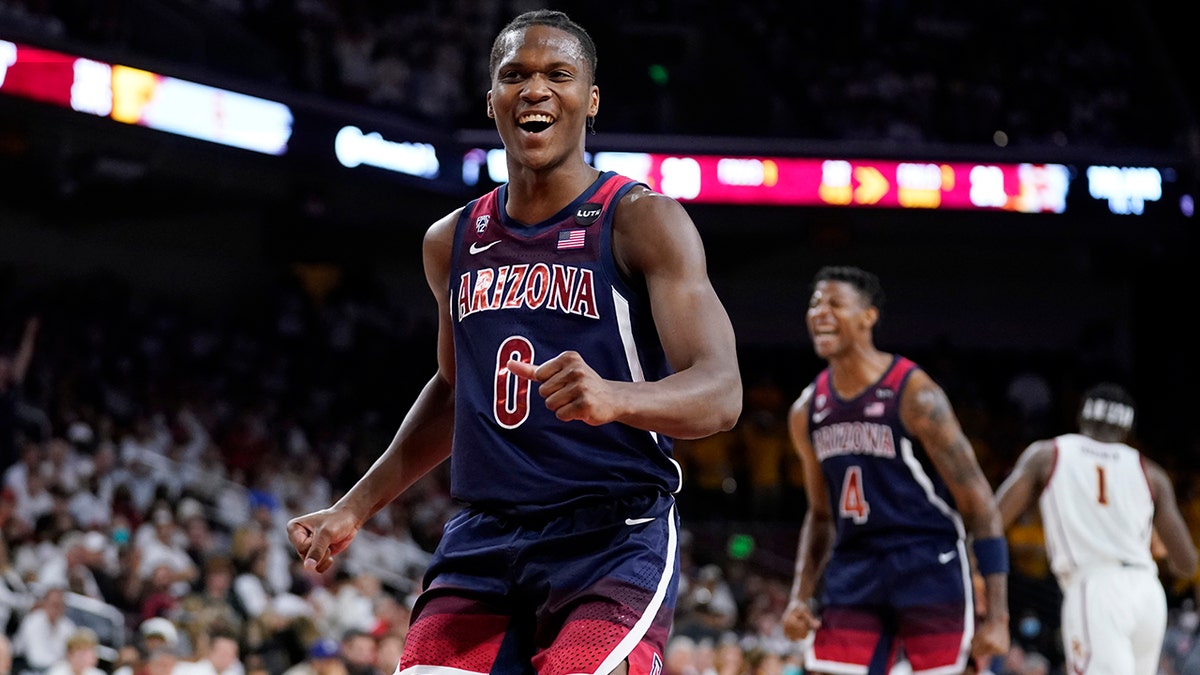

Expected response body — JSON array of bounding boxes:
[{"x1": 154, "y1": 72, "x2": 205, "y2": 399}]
[{"x1": 1, "y1": 1, "x2": 1198, "y2": 674}]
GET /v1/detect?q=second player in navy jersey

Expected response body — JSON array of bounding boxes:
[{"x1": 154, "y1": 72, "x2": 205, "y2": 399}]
[
  {"x1": 287, "y1": 10, "x2": 742, "y2": 675},
  {"x1": 782, "y1": 266, "x2": 1009, "y2": 675}
]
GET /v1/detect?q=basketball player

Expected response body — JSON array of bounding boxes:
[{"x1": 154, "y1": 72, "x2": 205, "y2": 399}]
[
  {"x1": 995, "y1": 382, "x2": 1197, "y2": 675},
  {"x1": 781, "y1": 265, "x2": 1010, "y2": 674},
  {"x1": 286, "y1": 9, "x2": 743, "y2": 675}
]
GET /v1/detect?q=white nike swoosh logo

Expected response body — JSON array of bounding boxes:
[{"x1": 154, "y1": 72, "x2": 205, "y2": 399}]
[
  {"x1": 938, "y1": 550, "x2": 956, "y2": 564},
  {"x1": 812, "y1": 408, "x2": 831, "y2": 423},
  {"x1": 625, "y1": 517, "x2": 656, "y2": 526},
  {"x1": 469, "y1": 240, "x2": 500, "y2": 254}
]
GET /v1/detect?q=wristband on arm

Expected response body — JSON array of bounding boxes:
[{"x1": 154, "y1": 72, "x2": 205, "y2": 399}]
[{"x1": 972, "y1": 536, "x2": 1009, "y2": 576}]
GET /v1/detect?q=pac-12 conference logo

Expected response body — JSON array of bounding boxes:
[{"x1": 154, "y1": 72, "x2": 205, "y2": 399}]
[{"x1": 475, "y1": 215, "x2": 490, "y2": 234}]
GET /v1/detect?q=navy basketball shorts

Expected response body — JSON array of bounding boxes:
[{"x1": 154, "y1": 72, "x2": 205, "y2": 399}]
[
  {"x1": 396, "y1": 492, "x2": 679, "y2": 675},
  {"x1": 807, "y1": 539, "x2": 974, "y2": 675}
]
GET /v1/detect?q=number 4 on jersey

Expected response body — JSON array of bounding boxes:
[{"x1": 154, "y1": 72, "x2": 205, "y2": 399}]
[{"x1": 839, "y1": 466, "x2": 870, "y2": 523}]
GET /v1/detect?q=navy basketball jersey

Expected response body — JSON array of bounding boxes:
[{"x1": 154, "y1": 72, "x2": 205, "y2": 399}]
[
  {"x1": 808, "y1": 356, "x2": 964, "y2": 551},
  {"x1": 448, "y1": 171, "x2": 681, "y2": 513}
]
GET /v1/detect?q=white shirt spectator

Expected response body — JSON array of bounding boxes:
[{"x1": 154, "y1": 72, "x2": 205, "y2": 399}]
[
  {"x1": 0, "y1": 559, "x2": 33, "y2": 633},
  {"x1": 135, "y1": 510, "x2": 198, "y2": 595},
  {"x1": 12, "y1": 587, "x2": 77, "y2": 671}
]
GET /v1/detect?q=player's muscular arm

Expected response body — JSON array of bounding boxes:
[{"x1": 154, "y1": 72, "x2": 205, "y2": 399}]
[
  {"x1": 901, "y1": 372, "x2": 1002, "y2": 540},
  {"x1": 607, "y1": 187, "x2": 742, "y2": 438},
  {"x1": 1145, "y1": 460, "x2": 1199, "y2": 580},
  {"x1": 995, "y1": 440, "x2": 1054, "y2": 529},
  {"x1": 902, "y1": 370, "x2": 1010, "y2": 663},
  {"x1": 342, "y1": 213, "x2": 459, "y2": 518},
  {"x1": 783, "y1": 387, "x2": 834, "y2": 641},
  {"x1": 287, "y1": 211, "x2": 459, "y2": 573}
]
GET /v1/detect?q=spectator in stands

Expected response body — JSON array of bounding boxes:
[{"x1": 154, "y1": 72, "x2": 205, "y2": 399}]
[
  {"x1": 194, "y1": 627, "x2": 244, "y2": 675},
  {"x1": 373, "y1": 634, "x2": 403, "y2": 675},
  {"x1": 0, "y1": 317, "x2": 40, "y2": 475},
  {"x1": 142, "y1": 646, "x2": 181, "y2": 675},
  {"x1": 231, "y1": 548, "x2": 273, "y2": 623},
  {"x1": 136, "y1": 504, "x2": 199, "y2": 597},
  {"x1": 0, "y1": 635, "x2": 12, "y2": 675},
  {"x1": 108, "y1": 645, "x2": 142, "y2": 675},
  {"x1": 0, "y1": 536, "x2": 33, "y2": 634},
  {"x1": 328, "y1": 570, "x2": 385, "y2": 640},
  {"x1": 338, "y1": 629, "x2": 377, "y2": 675},
  {"x1": 39, "y1": 530, "x2": 109, "y2": 602},
  {"x1": 712, "y1": 634, "x2": 745, "y2": 675},
  {"x1": 177, "y1": 555, "x2": 246, "y2": 639},
  {"x1": 67, "y1": 467, "x2": 114, "y2": 531},
  {"x1": 281, "y1": 638, "x2": 347, "y2": 675},
  {"x1": 3, "y1": 441, "x2": 50, "y2": 536},
  {"x1": 117, "y1": 414, "x2": 173, "y2": 515},
  {"x1": 140, "y1": 616, "x2": 181, "y2": 654},
  {"x1": 663, "y1": 635, "x2": 700, "y2": 675},
  {"x1": 11, "y1": 585, "x2": 77, "y2": 673},
  {"x1": 44, "y1": 627, "x2": 105, "y2": 675},
  {"x1": 675, "y1": 564, "x2": 739, "y2": 643}
]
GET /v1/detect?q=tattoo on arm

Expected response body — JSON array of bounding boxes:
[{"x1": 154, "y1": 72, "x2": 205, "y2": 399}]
[{"x1": 912, "y1": 383, "x2": 979, "y2": 486}]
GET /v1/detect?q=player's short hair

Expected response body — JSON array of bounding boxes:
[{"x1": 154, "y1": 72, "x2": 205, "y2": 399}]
[
  {"x1": 490, "y1": 10, "x2": 598, "y2": 83},
  {"x1": 1078, "y1": 382, "x2": 1135, "y2": 431},
  {"x1": 812, "y1": 265, "x2": 886, "y2": 312}
]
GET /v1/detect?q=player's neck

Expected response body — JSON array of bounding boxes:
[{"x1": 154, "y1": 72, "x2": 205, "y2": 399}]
[
  {"x1": 504, "y1": 161, "x2": 600, "y2": 225},
  {"x1": 826, "y1": 346, "x2": 891, "y2": 398}
]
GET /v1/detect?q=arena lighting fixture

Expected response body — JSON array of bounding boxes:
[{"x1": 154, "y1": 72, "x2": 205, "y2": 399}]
[{"x1": 0, "y1": 40, "x2": 293, "y2": 156}]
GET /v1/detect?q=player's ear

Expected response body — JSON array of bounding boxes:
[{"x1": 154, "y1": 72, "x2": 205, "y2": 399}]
[
  {"x1": 487, "y1": 91, "x2": 495, "y2": 118},
  {"x1": 589, "y1": 86, "x2": 599, "y2": 117},
  {"x1": 862, "y1": 306, "x2": 879, "y2": 330}
]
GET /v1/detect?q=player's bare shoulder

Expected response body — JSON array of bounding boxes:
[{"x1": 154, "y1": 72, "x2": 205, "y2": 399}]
[
  {"x1": 423, "y1": 206, "x2": 465, "y2": 286},
  {"x1": 614, "y1": 184, "x2": 693, "y2": 232},
  {"x1": 791, "y1": 383, "x2": 817, "y2": 418},
  {"x1": 898, "y1": 367, "x2": 977, "y2": 466},
  {"x1": 899, "y1": 368, "x2": 956, "y2": 430},
  {"x1": 425, "y1": 207, "x2": 464, "y2": 245},
  {"x1": 787, "y1": 383, "x2": 817, "y2": 444},
  {"x1": 612, "y1": 183, "x2": 703, "y2": 275}
]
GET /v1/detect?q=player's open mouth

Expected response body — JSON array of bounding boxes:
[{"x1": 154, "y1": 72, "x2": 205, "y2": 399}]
[{"x1": 518, "y1": 113, "x2": 554, "y2": 133}]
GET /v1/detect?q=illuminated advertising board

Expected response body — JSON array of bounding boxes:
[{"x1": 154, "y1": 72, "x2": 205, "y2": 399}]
[
  {"x1": 1, "y1": 37, "x2": 1191, "y2": 217},
  {"x1": 470, "y1": 148, "x2": 1187, "y2": 217},
  {"x1": 0, "y1": 39, "x2": 292, "y2": 155}
]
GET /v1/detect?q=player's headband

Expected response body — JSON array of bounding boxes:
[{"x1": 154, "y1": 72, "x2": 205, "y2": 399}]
[{"x1": 1080, "y1": 396, "x2": 1134, "y2": 430}]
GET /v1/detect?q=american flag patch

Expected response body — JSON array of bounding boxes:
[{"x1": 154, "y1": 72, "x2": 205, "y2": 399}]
[
  {"x1": 557, "y1": 228, "x2": 586, "y2": 250},
  {"x1": 865, "y1": 401, "x2": 885, "y2": 417}
]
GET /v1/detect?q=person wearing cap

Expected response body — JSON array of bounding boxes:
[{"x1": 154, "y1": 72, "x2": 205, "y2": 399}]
[
  {"x1": 996, "y1": 382, "x2": 1199, "y2": 675},
  {"x1": 140, "y1": 616, "x2": 181, "y2": 653},
  {"x1": 44, "y1": 627, "x2": 105, "y2": 675},
  {"x1": 281, "y1": 638, "x2": 347, "y2": 675}
]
